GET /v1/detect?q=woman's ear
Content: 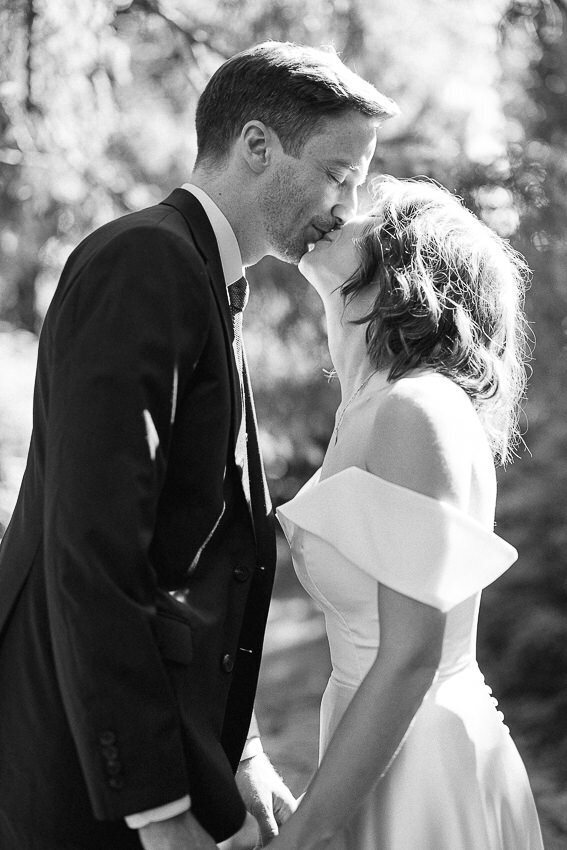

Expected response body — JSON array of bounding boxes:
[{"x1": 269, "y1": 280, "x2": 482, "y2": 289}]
[{"x1": 239, "y1": 121, "x2": 279, "y2": 173}]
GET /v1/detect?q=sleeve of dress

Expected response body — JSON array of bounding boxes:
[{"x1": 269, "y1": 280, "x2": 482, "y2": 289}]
[{"x1": 276, "y1": 467, "x2": 517, "y2": 613}]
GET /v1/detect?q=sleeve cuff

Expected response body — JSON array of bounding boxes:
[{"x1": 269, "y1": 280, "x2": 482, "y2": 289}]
[
  {"x1": 240, "y1": 735, "x2": 264, "y2": 761},
  {"x1": 125, "y1": 795, "x2": 191, "y2": 829}
]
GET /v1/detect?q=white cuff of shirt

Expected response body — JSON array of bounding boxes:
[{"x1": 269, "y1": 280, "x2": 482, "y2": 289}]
[
  {"x1": 125, "y1": 735, "x2": 262, "y2": 829},
  {"x1": 240, "y1": 735, "x2": 264, "y2": 761},
  {"x1": 125, "y1": 795, "x2": 191, "y2": 829}
]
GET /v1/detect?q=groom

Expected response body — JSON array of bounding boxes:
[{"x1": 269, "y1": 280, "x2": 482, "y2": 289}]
[{"x1": 0, "y1": 42, "x2": 397, "y2": 849}]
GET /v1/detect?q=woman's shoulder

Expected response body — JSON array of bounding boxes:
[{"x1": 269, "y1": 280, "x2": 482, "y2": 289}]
[
  {"x1": 376, "y1": 368, "x2": 466, "y2": 424},
  {"x1": 380, "y1": 370, "x2": 481, "y2": 436},
  {"x1": 367, "y1": 370, "x2": 492, "y2": 508},
  {"x1": 386, "y1": 368, "x2": 470, "y2": 407}
]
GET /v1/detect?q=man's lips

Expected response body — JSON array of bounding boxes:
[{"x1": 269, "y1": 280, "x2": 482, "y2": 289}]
[
  {"x1": 311, "y1": 225, "x2": 339, "y2": 243},
  {"x1": 309, "y1": 225, "x2": 326, "y2": 242},
  {"x1": 304, "y1": 225, "x2": 341, "y2": 254}
]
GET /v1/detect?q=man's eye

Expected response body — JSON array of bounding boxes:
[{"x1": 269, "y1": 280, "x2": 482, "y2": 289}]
[{"x1": 327, "y1": 171, "x2": 346, "y2": 186}]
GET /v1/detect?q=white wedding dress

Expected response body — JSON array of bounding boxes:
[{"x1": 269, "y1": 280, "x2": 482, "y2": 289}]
[{"x1": 277, "y1": 466, "x2": 544, "y2": 849}]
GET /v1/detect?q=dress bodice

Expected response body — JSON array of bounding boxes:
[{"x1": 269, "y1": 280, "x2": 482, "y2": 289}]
[{"x1": 277, "y1": 467, "x2": 517, "y2": 689}]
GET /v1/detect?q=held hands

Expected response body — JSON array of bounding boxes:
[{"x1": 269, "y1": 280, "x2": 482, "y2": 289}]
[
  {"x1": 235, "y1": 752, "x2": 297, "y2": 846},
  {"x1": 139, "y1": 809, "x2": 261, "y2": 850},
  {"x1": 138, "y1": 753, "x2": 296, "y2": 850}
]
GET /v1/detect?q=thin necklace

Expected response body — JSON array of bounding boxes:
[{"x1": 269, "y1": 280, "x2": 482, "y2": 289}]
[{"x1": 333, "y1": 371, "x2": 380, "y2": 444}]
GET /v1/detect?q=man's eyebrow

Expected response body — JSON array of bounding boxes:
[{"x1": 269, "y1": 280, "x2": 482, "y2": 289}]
[
  {"x1": 327, "y1": 159, "x2": 370, "y2": 185},
  {"x1": 327, "y1": 158, "x2": 361, "y2": 171}
]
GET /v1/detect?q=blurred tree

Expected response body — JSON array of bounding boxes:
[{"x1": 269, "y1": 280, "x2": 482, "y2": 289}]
[
  {"x1": 474, "y1": 0, "x2": 567, "y2": 782},
  {"x1": 0, "y1": 0, "x2": 126, "y2": 329},
  {"x1": 0, "y1": 0, "x2": 512, "y2": 469}
]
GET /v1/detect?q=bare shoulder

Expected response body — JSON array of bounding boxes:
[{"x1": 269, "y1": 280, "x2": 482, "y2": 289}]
[
  {"x1": 366, "y1": 371, "x2": 492, "y2": 509},
  {"x1": 381, "y1": 371, "x2": 477, "y2": 435}
]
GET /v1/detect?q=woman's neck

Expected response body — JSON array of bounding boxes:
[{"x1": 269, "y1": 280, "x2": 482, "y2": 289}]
[{"x1": 320, "y1": 284, "x2": 383, "y2": 401}]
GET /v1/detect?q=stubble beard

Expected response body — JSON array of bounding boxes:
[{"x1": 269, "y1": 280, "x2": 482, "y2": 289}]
[
  {"x1": 265, "y1": 224, "x2": 305, "y2": 264},
  {"x1": 259, "y1": 168, "x2": 308, "y2": 265}
]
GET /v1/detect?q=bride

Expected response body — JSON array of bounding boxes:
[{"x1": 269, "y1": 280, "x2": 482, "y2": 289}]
[{"x1": 271, "y1": 177, "x2": 543, "y2": 849}]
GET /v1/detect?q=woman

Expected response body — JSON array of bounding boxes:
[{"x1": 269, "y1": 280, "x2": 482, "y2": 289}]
[{"x1": 273, "y1": 177, "x2": 543, "y2": 849}]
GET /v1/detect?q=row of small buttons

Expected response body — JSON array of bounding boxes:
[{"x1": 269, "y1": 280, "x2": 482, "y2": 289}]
[{"x1": 98, "y1": 730, "x2": 125, "y2": 790}]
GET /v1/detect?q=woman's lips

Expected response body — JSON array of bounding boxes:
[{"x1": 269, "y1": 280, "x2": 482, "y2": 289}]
[
  {"x1": 314, "y1": 228, "x2": 342, "y2": 248},
  {"x1": 306, "y1": 225, "x2": 341, "y2": 252}
]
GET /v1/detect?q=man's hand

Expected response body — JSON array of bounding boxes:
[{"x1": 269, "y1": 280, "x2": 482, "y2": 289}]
[
  {"x1": 236, "y1": 753, "x2": 297, "y2": 847},
  {"x1": 138, "y1": 808, "x2": 218, "y2": 850}
]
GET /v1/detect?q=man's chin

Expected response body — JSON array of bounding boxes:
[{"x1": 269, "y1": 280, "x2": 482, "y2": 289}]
[{"x1": 266, "y1": 235, "x2": 311, "y2": 265}]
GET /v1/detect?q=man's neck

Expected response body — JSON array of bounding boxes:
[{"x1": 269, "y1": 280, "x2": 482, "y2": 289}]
[{"x1": 190, "y1": 170, "x2": 264, "y2": 266}]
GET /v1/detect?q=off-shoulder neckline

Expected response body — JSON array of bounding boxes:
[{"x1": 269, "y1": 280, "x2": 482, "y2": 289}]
[{"x1": 287, "y1": 465, "x2": 495, "y2": 536}]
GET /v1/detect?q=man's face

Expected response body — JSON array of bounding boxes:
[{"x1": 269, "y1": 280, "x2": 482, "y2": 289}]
[{"x1": 258, "y1": 111, "x2": 377, "y2": 264}]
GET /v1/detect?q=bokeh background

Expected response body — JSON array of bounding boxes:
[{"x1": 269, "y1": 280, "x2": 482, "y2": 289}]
[{"x1": 1, "y1": 0, "x2": 566, "y2": 844}]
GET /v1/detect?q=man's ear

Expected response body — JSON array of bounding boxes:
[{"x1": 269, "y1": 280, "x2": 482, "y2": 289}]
[{"x1": 239, "y1": 121, "x2": 279, "y2": 173}]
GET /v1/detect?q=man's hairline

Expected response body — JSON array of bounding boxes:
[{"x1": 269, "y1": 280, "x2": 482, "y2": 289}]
[{"x1": 196, "y1": 107, "x2": 382, "y2": 167}]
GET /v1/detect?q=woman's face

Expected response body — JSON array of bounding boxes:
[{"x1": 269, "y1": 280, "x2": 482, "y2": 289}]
[{"x1": 298, "y1": 214, "x2": 372, "y2": 291}]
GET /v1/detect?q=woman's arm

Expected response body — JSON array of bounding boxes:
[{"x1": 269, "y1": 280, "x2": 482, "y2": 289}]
[
  {"x1": 270, "y1": 381, "x2": 472, "y2": 850},
  {"x1": 269, "y1": 588, "x2": 445, "y2": 850}
]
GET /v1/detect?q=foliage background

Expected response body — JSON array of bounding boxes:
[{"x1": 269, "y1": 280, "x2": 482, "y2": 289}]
[{"x1": 1, "y1": 0, "x2": 566, "y2": 843}]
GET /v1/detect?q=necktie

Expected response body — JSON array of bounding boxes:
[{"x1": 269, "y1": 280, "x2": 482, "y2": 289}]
[
  {"x1": 228, "y1": 277, "x2": 250, "y2": 498},
  {"x1": 229, "y1": 279, "x2": 273, "y2": 536},
  {"x1": 228, "y1": 276, "x2": 249, "y2": 379}
]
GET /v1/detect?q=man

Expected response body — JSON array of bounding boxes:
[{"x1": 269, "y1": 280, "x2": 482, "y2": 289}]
[{"x1": 0, "y1": 42, "x2": 397, "y2": 849}]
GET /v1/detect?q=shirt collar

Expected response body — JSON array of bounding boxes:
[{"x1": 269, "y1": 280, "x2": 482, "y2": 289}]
[{"x1": 181, "y1": 183, "x2": 244, "y2": 287}]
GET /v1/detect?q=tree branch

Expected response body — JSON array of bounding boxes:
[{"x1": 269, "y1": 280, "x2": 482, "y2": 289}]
[{"x1": 118, "y1": 0, "x2": 232, "y2": 61}]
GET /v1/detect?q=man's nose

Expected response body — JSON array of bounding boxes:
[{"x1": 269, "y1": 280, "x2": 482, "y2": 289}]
[{"x1": 332, "y1": 194, "x2": 358, "y2": 228}]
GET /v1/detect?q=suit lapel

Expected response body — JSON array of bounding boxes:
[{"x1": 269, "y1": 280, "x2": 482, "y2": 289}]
[{"x1": 160, "y1": 189, "x2": 242, "y2": 468}]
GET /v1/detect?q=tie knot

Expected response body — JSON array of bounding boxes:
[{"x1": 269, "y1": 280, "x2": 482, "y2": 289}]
[{"x1": 229, "y1": 277, "x2": 249, "y2": 314}]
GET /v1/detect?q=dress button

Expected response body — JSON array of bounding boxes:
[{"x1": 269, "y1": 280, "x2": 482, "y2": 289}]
[
  {"x1": 98, "y1": 731, "x2": 116, "y2": 747},
  {"x1": 221, "y1": 653, "x2": 234, "y2": 673},
  {"x1": 108, "y1": 776, "x2": 124, "y2": 790},
  {"x1": 233, "y1": 566, "x2": 250, "y2": 582}
]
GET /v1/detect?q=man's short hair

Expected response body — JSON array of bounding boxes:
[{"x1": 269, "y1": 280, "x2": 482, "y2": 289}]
[{"x1": 195, "y1": 41, "x2": 398, "y2": 165}]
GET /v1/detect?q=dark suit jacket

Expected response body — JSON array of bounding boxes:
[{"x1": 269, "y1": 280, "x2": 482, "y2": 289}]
[{"x1": 0, "y1": 190, "x2": 276, "y2": 849}]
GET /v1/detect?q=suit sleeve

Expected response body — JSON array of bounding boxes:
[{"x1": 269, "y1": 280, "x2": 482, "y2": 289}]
[{"x1": 43, "y1": 222, "x2": 211, "y2": 820}]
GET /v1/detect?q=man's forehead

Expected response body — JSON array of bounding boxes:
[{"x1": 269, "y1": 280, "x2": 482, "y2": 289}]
[{"x1": 307, "y1": 117, "x2": 377, "y2": 163}]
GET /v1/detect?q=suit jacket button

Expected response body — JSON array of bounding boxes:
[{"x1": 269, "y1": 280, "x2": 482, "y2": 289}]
[
  {"x1": 106, "y1": 760, "x2": 122, "y2": 776},
  {"x1": 98, "y1": 731, "x2": 116, "y2": 747},
  {"x1": 221, "y1": 653, "x2": 234, "y2": 673},
  {"x1": 102, "y1": 745, "x2": 119, "y2": 760},
  {"x1": 233, "y1": 566, "x2": 250, "y2": 582},
  {"x1": 108, "y1": 776, "x2": 124, "y2": 790}
]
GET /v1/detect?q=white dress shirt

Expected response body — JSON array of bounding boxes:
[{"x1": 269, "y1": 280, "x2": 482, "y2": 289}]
[{"x1": 125, "y1": 184, "x2": 262, "y2": 830}]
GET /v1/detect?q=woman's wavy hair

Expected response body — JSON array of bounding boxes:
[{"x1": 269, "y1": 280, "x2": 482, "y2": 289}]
[{"x1": 341, "y1": 176, "x2": 532, "y2": 465}]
